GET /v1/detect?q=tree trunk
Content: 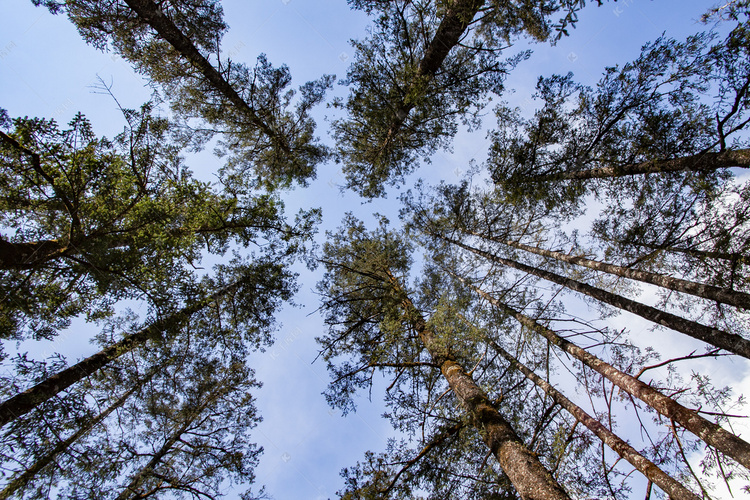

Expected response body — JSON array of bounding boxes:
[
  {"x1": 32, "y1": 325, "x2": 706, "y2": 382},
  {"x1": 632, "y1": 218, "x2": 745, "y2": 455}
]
[
  {"x1": 0, "y1": 281, "x2": 239, "y2": 428},
  {"x1": 539, "y1": 149, "x2": 750, "y2": 181},
  {"x1": 441, "y1": 234, "x2": 750, "y2": 359},
  {"x1": 378, "y1": 0, "x2": 484, "y2": 153},
  {"x1": 121, "y1": 0, "x2": 282, "y2": 149},
  {"x1": 473, "y1": 233, "x2": 750, "y2": 309},
  {"x1": 489, "y1": 340, "x2": 701, "y2": 500},
  {"x1": 0, "y1": 368, "x2": 157, "y2": 499},
  {"x1": 0, "y1": 237, "x2": 70, "y2": 269},
  {"x1": 632, "y1": 241, "x2": 750, "y2": 268},
  {"x1": 471, "y1": 284, "x2": 750, "y2": 471},
  {"x1": 385, "y1": 271, "x2": 571, "y2": 499}
]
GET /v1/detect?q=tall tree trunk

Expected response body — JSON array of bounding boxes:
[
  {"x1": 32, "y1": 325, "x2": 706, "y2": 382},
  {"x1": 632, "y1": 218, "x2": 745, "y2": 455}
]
[
  {"x1": 488, "y1": 340, "x2": 701, "y2": 500},
  {"x1": 377, "y1": 0, "x2": 484, "y2": 154},
  {"x1": 439, "y1": 234, "x2": 750, "y2": 359},
  {"x1": 472, "y1": 232, "x2": 750, "y2": 309},
  {"x1": 537, "y1": 149, "x2": 750, "y2": 181},
  {"x1": 0, "y1": 281, "x2": 239, "y2": 428},
  {"x1": 115, "y1": 381, "x2": 229, "y2": 500},
  {"x1": 0, "y1": 367, "x2": 158, "y2": 499},
  {"x1": 385, "y1": 270, "x2": 571, "y2": 499},
  {"x1": 121, "y1": 0, "x2": 284, "y2": 150},
  {"x1": 470, "y1": 284, "x2": 750, "y2": 471},
  {"x1": 0, "y1": 237, "x2": 70, "y2": 269},
  {"x1": 631, "y1": 241, "x2": 750, "y2": 268}
]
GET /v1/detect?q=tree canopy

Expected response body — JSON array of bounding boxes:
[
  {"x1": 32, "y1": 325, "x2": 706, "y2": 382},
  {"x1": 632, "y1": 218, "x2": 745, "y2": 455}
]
[{"x1": 3, "y1": 0, "x2": 750, "y2": 498}]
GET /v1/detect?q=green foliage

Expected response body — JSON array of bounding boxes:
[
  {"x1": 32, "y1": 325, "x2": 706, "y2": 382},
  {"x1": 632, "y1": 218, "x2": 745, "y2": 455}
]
[
  {"x1": 489, "y1": 16, "x2": 750, "y2": 209},
  {"x1": 0, "y1": 105, "x2": 308, "y2": 343},
  {"x1": 35, "y1": 0, "x2": 333, "y2": 190}
]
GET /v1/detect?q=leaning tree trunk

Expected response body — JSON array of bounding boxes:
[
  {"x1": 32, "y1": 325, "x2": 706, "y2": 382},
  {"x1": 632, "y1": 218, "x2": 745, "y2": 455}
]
[
  {"x1": 632, "y1": 241, "x2": 750, "y2": 268},
  {"x1": 0, "y1": 366, "x2": 159, "y2": 499},
  {"x1": 0, "y1": 237, "x2": 70, "y2": 269},
  {"x1": 385, "y1": 270, "x2": 571, "y2": 499},
  {"x1": 537, "y1": 149, "x2": 750, "y2": 182},
  {"x1": 470, "y1": 284, "x2": 750, "y2": 471},
  {"x1": 376, "y1": 0, "x2": 484, "y2": 154},
  {"x1": 488, "y1": 340, "x2": 701, "y2": 500},
  {"x1": 121, "y1": 0, "x2": 282, "y2": 148},
  {"x1": 439, "y1": 234, "x2": 750, "y2": 359},
  {"x1": 471, "y1": 232, "x2": 750, "y2": 309},
  {"x1": 0, "y1": 280, "x2": 240, "y2": 427}
]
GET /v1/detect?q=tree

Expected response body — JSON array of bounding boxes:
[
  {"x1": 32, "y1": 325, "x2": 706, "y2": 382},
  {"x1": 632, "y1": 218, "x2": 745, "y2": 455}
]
[
  {"x1": 0, "y1": 264, "x2": 274, "y2": 499},
  {"x1": 34, "y1": 0, "x2": 333, "y2": 190},
  {"x1": 332, "y1": 0, "x2": 610, "y2": 198},
  {"x1": 0, "y1": 255, "x2": 295, "y2": 428},
  {"x1": 0, "y1": 104, "x2": 315, "y2": 343},
  {"x1": 487, "y1": 339, "x2": 699, "y2": 500},
  {"x1": 318, "y1": 215, "x2": 572, "y2": 499},
  {"x1": 489, "y1": 11, "x2": 750, "y2": 206},
  {"x1": 0, "y1": 360, "x2": 160, "y2": 499},
  {"x1": 401, "y1": 180, "x2": 750, "y2": 494}
]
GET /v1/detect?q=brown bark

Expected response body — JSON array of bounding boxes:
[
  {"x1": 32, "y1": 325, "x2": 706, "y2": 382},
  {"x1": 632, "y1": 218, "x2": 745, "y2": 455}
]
[
  {"x1": 472, "y1": 285, "x2": 750, "y2": 471},
  {"x1": 442, "y1": 235, "x2": 750, "y2": 359},
  {"x1": 0, "y1": 237, "x2": 70, "y2": 269},
  {"x1": 121, "y1": 0, "x2": 283, "y2": 150},
  {"x1": 475, "y1": 233, "x2": 750, "y2": 310},
  {"x1": 0, "y1": 281, "x2": 239, "y2": 428},
  {"x1": 377, "y1": 0, "x2": 484, "y2": 153},
  {"x1": 539, "y1": 149, "x2": 750, "y2": 181},
  {"x1": 489, "y1": 341, "x2": 700, "y2": 500},
  {"x1": 0, "y1": 368, "x2": 157, "y2": 499},
  {"x1": 385, "y1": 271, "x2": 571, "y2": 499},
  {"x1": 634, "y1": 242, "x2": 750, "y2": 268}
]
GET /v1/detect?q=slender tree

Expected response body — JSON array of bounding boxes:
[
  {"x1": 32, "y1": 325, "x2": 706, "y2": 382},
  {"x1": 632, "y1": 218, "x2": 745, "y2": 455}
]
[
  {"x1": 333, "y1": 0, "x2": 610, "y2": 198},
  {"x1": 318, "y1": 216, "x2": 572, "y2": 499},
  {"x1": 467, "y1": 282, "x2": 750, "y2": 471},
  {"x1": 0, "y1": 105, "x2": 314, "y2": 343},
  {"x1": 0, "y1": 363, "x2": 159, "y2": 499},
  {"x1": 0, "y1": 257, "x2": 295, "y2": 428},
  {"x1": 34, "y1": 0, "x2": 332, "y2": 189},
  {"x1": 435, "y1": 232, "x2": 750, "y2": 359},
  {"x1": 487, "y1": 339, "x2": 700, "y2": 500}
]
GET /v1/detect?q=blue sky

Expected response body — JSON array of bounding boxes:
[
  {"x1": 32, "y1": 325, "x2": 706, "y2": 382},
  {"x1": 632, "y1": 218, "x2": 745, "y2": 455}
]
[{"x1": 2, "y1": 1, "x2": 748, "y2": 499}]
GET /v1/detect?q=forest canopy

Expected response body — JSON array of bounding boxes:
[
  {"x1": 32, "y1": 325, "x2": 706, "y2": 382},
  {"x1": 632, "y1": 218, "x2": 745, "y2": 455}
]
[{"x1": 2, "y1": 0, "x2": 750, "y2": 499}]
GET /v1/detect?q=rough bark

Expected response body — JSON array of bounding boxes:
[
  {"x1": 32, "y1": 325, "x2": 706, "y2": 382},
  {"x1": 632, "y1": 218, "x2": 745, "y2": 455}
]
[
  {"x1": 0, "y1": 281, "x2": 239, "y2": 428},
  {"x1": 539, "y1": 149, "x2": 750, "y2": 181},
  {"x1": 633, "y1": 242, "x2": 750, "y2": 268},
  {"x1": 489, "y1": 340, "x2": 701, "y2": 500},
  {"x1": 385, "y1": 271, "x2": 571, "y2": 499},
  {"x1": 472, "y1": 285, "x2": 750, "y2": 471},
  {"x1": 441, "y1": 235, "x2": 750, "y2": 359},
  {"x1": 121, "y1": 0, "x2": 283, "y2": 149},
  {"x1": 474, "y1": 233, "x2": 750, "y2": 309},
  {"x1": 0, "y1": 368, "x2": 156, "y2": 499},
  {"x1": 0, "y1": 237, "x2": 70, "y2": 269}
]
